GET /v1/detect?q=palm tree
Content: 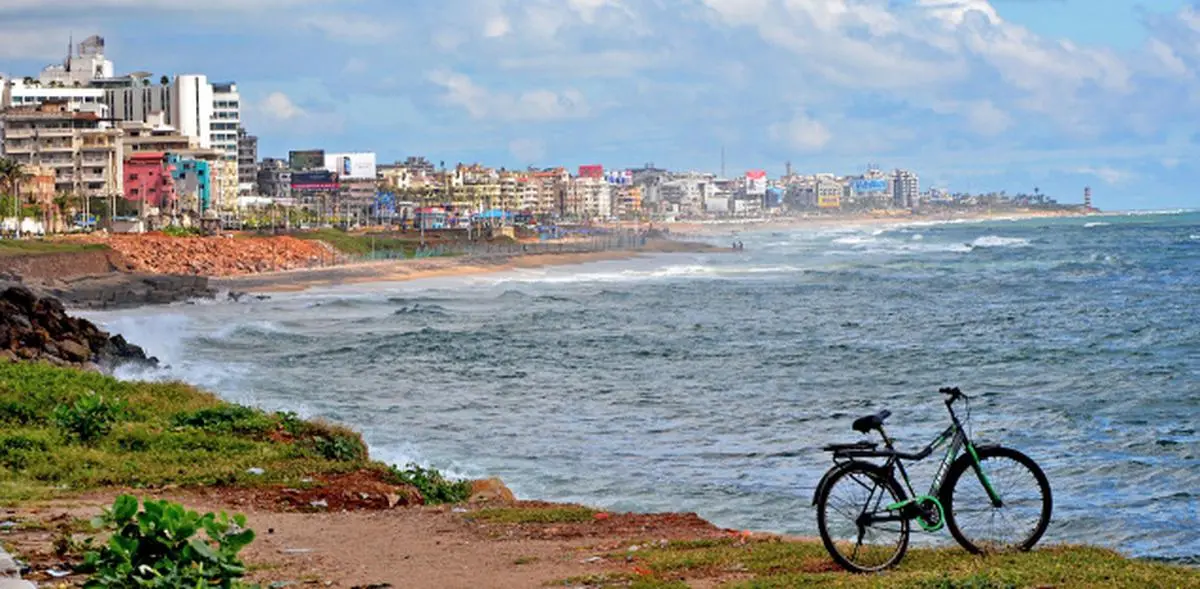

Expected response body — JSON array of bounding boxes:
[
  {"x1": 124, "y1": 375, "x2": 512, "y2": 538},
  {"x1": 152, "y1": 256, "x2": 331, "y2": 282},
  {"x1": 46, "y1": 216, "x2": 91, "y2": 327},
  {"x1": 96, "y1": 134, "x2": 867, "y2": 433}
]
[
  {"x1": 0, "y1": 158, "x2": 30, "y2": 237},
  {"x1": 160, "y1": 75, "x2": 169, "y2": 86}
]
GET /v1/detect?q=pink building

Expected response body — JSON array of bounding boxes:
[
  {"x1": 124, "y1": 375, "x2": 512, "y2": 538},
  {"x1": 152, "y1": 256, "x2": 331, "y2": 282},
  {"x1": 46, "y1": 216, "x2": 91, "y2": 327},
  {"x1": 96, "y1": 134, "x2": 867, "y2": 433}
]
[{"x1": 123, "y1": 152, "x2": 176, "y2": 208}]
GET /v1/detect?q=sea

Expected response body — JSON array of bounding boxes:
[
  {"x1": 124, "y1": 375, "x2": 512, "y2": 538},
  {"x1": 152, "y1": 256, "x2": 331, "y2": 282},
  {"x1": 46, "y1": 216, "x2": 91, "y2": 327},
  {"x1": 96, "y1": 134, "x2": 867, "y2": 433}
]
[{"x1": 87, "y1": 210, "x2": 1199, "y2": 564}]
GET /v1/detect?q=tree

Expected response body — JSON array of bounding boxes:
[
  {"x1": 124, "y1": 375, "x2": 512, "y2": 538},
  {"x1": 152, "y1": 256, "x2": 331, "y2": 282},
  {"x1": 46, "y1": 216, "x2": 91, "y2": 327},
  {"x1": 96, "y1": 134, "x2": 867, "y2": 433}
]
[
  {"x1": 0, "y1": 158, "x2": 30, "y2": 237},
  {"x1": 21, "y1": 76, "x2": 34, "y2": 85},
  {"x1": 160, "y1": 75, "x2": 170, "y2": 86},
  {"x1": 142, "y1": 78, "x2": 151, "y2": 87}
]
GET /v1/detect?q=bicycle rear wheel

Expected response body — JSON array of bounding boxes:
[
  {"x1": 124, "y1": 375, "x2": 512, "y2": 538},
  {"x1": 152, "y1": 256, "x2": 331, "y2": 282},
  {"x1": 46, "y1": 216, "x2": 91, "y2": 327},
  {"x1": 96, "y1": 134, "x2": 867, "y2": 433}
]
[
  {"x1": 942, "y1": 446, "x2": 1052, "y2": 554},
  {"x1": 816, "y1": 463, "x2": 910, "y2": 573}
]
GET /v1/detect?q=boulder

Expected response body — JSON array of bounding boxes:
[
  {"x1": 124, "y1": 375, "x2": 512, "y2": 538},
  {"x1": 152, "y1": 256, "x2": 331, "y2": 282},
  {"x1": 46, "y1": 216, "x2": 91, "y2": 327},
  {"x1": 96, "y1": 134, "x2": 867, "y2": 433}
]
[{"x1": 469, "y1": 478, "x2": 516, "y2": 503}]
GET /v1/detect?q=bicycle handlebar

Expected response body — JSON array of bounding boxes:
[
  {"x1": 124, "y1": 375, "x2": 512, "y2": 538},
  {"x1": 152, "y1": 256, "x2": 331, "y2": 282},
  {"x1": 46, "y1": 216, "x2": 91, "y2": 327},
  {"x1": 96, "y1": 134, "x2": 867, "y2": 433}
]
[{"x1": 939, "y1": 387, "x2": 968, "y2": 401}]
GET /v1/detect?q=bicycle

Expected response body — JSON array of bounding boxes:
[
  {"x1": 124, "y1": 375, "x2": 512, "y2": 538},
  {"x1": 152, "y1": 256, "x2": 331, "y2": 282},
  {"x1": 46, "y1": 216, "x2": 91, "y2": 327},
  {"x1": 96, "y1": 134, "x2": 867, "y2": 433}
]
[{"x1": 813, "y1": 387, "x2": 1052, "y2": 573}]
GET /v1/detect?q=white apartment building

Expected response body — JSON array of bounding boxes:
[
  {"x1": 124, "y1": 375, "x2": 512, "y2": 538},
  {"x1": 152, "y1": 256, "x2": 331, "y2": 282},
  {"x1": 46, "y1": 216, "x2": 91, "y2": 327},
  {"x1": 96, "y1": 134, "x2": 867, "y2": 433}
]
[
  {"x1": 1, "y1": 37, "x2": 240, "y2": 162},
  {"x1": 893, "y1": 169, "x2": 920, "y2": 209}
]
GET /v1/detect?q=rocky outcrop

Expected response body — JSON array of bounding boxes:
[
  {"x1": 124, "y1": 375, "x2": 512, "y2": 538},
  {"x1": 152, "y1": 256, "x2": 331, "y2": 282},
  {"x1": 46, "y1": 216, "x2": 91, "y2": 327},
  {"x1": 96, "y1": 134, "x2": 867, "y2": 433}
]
[
  {"x1": 44, "y1": 273, "x2": 215, "y2": 310},
  {"x1": 0, "y1": 286, "x2": 158, "y2": 372},
  {"x1": 94, "y1": 235, "x2": 340, "y2": 277}
]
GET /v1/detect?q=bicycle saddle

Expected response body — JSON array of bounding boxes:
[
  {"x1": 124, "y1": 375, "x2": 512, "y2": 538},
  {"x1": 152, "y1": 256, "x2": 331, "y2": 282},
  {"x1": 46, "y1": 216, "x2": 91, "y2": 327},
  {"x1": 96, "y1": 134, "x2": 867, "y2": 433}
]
[{"x1": 852, "y1": 410, "x2": 892, "y2": 434}]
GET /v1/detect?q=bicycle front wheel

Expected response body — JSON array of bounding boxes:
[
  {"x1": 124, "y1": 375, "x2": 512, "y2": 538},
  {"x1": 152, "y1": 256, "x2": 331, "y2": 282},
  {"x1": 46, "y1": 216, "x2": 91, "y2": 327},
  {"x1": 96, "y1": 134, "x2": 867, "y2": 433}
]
[
  {"x1": 816, "y1": 463, "x2": 910, "y2": 573},
  {"x1": 942, "y1": 446, "x2": 1052, "y2": 554}
]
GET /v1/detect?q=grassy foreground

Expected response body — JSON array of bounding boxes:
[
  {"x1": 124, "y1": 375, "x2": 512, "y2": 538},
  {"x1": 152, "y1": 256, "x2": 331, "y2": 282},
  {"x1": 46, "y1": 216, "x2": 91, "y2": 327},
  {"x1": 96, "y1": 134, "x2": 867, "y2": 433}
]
[
  {"x1": 567, "y1": 536, "x2": 1200, "y2": 589},
  {"x1": 0, "y1": 361, "x2": 386, "y2": 502},
  {"x1": 0, "y1": 239, "x2": 109, "y2": 258}
]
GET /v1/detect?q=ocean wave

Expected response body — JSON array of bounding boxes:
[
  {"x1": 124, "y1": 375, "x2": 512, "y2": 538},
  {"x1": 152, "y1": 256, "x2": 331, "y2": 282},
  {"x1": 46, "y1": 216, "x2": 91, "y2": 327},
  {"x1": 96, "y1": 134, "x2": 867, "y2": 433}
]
[
  {"x1": 1085, "y1": 222, "x2": 1111, "y2": 228},
  {"x1": 970, "y1": 235, "x2": 1033, "y2": 248},
  {"x1": 394, "y1": 304, "x2": 449, "y2": 317},
  {"x1": 209, "y1": 320, "x2": 291, "y2": 340}
]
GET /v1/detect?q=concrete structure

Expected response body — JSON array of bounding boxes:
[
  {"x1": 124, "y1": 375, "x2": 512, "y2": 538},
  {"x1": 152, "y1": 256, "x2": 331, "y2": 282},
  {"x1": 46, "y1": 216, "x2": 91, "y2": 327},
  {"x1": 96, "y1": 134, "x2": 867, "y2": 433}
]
[
  {"x1": 893, "y1": 169, "x2": 920, "y2": 209},
  {"x1": 210, "y1": 82, "x2": 240, "y2": 160},
  {"x1": 124, "y1": 152, "x2": 177, "y2": 208},
  {"x1": 816, "y1": 176, "x2": 842, "y2": 209},
  {"x1": 256, "y1": 158, "x2": 291, "y2": 200},
  {"x1": 0, "y1": 101, "x2": 123, "y2": 201},
  {"x1": 167, "y1": 154, "x2": 212, "y2": 213},
  {"x1": 212, "y1": 159, "x2": 238, "y2": 210},
  {"x1": 119, "y1": 115, "x2": 198, "y2": 156},
  {"x1": 173, "y1": 75, "x2": 215, "y2": 151},
  {"x1": 38, "y1": 35, "x2": 114, "y2": 87},
  {"x1": 529, "y1": 167, "x2": 568, "y2": 217},
  {"x1": 237, "y1": 128, "x2": 257, "y2": 192}
]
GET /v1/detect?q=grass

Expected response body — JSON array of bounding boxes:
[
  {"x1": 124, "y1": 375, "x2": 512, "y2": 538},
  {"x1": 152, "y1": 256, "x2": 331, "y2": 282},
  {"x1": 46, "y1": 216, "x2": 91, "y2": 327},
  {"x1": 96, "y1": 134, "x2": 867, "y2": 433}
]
[
  {"x1": 0, "y1": 239, "x2": 109, "y2": 258},
  {"x1": 0, "y1": 361, "x2": 387, "y2": 502},
  {"x1": 575, "y1": 537, "x2": 1200, "y2": 589},
  {"x1": 470, "y1": 506, "x2": 599, "y2": 524},
  {"x1": 290, "y1": 229, "x2": 422, "y2": 258}
]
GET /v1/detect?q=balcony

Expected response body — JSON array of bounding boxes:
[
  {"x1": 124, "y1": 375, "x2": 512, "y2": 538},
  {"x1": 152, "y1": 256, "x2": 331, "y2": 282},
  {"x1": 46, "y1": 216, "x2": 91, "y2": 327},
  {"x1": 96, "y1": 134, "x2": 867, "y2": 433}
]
[
  {"x1": 40, "y1": 142, "x2": 75, "y2": 152},
  {"x1": 34, "y1": 128, "x2": 75, "y2": 138},
  {"x1": 82, "y1": 173, "x2": 107, "y2": 183},
  {"x1": 3, "y1": 143, "x2": 34, "y2": 154},
  {"x1": 2, "y1": 128, "x2": 35, "y2": 139}
]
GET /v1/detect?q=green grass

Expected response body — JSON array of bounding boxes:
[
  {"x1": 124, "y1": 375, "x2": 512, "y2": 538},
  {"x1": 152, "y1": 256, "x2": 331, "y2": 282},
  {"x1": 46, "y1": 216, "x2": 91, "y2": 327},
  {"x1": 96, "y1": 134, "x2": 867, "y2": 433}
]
[
  {"x1": 470, "y1": 506, "x2": 599, "y2": 524},
  {"x1": 589, "y1": 537, "x2": 1200, "y2": 589},
  {"x1": 0, "y1": 239, "x2": 109, "y2": 258},
  {"x1": 0, "y1": 361, "x2": 382, "y2": 501},
  {"x1": 291, "y1": 229, "x2": 422, "y2": 257}
]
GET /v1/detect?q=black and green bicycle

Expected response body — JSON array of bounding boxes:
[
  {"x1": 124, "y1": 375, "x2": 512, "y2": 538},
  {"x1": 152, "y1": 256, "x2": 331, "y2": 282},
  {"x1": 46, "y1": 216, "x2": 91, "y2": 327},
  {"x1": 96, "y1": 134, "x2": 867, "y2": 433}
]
[{"x1": 814, "y1": 387, "x2": 1052, "y2": 573}]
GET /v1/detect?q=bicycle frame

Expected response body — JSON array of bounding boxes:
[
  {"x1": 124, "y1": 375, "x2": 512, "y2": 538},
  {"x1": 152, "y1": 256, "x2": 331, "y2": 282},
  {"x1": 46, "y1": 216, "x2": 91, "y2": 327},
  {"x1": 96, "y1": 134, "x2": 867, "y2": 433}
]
[{"x1": 818, "y1": 396, "x2": 1004, "y2": 531}]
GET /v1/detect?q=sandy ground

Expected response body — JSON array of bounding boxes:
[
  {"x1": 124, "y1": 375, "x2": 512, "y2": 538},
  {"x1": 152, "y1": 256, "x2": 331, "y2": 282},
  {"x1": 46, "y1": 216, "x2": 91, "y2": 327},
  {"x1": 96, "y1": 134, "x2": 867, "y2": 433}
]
[
  {"x1": 213, "y1": 239, "x2": 723, "y2": 294},
  {"x1": 2, "y1": 493, "x2": 738, "y2": 589}
]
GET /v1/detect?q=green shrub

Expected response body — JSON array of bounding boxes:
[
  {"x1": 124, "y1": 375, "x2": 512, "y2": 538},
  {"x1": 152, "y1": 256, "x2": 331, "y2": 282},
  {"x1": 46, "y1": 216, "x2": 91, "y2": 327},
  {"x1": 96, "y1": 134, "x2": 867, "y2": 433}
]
[
  {"x1": 388, "y1": 463, "x2": 471, "y2": 505},
  {"x1": 311, "y1": 432, "x2": 368, "y2": 462},
  {"x1": 0, "y1": 399, "x2": 44, "y2": 425},
  {"x1": 79, "y1": 495, "x2": 255, "y2": 588},
  {"x1": 53, "y1": 391, "x2": 126, "y2": 444},
  {"x1": 161, "y1": 226, "x2": 204, "y2": 238},
  {"x1": 0, "y1": 431, "x2": 52, "y2": 469},
  {"x1": 171, "y1": 406, "x2": 273, "y2": 436}
]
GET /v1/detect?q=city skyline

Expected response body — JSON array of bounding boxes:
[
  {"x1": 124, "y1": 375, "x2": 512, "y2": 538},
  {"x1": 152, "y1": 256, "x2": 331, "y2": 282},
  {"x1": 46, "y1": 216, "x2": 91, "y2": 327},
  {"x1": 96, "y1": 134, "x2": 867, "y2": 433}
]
[{"x1": 1, "y1": 1, "x2": 1198, "y2": 210}]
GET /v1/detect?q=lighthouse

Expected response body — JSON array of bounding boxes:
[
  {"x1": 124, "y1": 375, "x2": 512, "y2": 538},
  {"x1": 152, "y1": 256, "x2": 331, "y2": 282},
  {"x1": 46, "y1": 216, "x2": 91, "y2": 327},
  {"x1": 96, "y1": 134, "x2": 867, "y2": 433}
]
[{"x1": 1084, "y1": 186, "x2": 1092, "y2": 210}]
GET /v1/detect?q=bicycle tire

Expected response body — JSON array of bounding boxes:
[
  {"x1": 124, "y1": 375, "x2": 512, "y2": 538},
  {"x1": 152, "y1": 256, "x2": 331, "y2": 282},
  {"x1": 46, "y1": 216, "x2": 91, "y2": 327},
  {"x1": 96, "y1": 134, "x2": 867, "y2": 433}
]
[
  {"x1": 942, "y1": 445, "x2": 1052, "y2": 554},
  {"x1": 816, "y1": 462, "x2": 910, "y2": 573}
]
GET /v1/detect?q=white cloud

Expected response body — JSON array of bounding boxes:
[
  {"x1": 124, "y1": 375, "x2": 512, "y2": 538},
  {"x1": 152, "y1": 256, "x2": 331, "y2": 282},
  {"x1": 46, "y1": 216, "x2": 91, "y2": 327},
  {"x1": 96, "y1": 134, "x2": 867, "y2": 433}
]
[
  {"x1": 427, "y1": 70, "x2": 590, "y2": 121},
  {"x1": 1161, "y1": 157, "x2": 1181, "y2": 169},
  {"x1": 260, "y1": 92, "x2": 306, "y2": 121},
  {"x1": 0, "y1": 27, "x2": 81, "y2": 60},
  {"x1": 300, "y1": 14, "x2": 399, "y2": 44},
  {"x1": 1073, "y1": 166, "x2": 1131, "y2": 185},
  {"x1": 484, "y1": 15, "x2": 511, "y2": 38},
  {"x1": 769, "y1": 111, "x2": 832, "y2": 153}
]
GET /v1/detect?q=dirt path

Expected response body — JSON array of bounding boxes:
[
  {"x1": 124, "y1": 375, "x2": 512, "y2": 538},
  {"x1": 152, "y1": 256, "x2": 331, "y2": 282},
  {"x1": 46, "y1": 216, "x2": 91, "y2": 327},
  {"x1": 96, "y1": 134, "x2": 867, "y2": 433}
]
[{"x1": 2, "y1": 494, "x2": 734, "y2": 589}]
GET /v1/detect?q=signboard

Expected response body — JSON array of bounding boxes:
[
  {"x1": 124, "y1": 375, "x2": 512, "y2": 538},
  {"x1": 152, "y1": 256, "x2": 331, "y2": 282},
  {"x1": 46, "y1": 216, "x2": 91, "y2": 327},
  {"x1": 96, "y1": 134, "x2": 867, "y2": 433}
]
[
  {"x1": 818, "y1": 193, "x2": 841, "y2": 209},
  {"x1": 373, "y1": 191, "x2": 396, "y2": 217},
  {"x1": 605, "y1": 169, "x2": 632, "y2": 185},
  {"x1": 746, "y1": 170, "x2": 767, "y2": 196},
  {"x1": 290, "y1": 170, "x2": 338, "y2": 190},
  {"x1": 289, "y1": 150, "x2": 325, "y2": 171},
  {"x1": 852, "y1": 178, "x2": 889, "y2": 194},
  {"x1": 765, "y1": 186, "x2": 784, "y2": 208},
  {"x1": 578, "y1": 165, "x2": 604, "y2": 179},
  {"x1": 324, "y1": 152, "x2": 377, "y2": 180}
]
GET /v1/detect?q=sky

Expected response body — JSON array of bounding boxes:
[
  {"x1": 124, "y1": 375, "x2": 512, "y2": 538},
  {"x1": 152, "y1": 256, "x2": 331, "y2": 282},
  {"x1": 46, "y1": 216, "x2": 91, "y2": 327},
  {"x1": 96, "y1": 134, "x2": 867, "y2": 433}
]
[{"x1": 1, "y1": 0, "x2": 1198, "y2": 210}]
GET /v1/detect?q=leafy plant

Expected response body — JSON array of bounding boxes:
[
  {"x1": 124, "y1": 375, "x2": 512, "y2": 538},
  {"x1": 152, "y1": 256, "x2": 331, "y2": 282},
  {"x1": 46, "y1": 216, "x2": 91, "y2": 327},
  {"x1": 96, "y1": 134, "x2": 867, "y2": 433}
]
[
  {"x1": 388, "y1": 463, "x2": 471, "y2": 505},
  {"x1": 171, "y1": 406, "x2": 273, "y2": 436},
  {"x1": 80, "y1": 495, "x2": 255, "y2": 588},
  {"x1": 161, "y1": 226, "x2": 204, "y2": 238},
  {"x1": 311, "y1": 432, "x2": 368, "y2": 462},
  {"x1": 53, "y1": 391, "x2": 126, "y2": 444}
]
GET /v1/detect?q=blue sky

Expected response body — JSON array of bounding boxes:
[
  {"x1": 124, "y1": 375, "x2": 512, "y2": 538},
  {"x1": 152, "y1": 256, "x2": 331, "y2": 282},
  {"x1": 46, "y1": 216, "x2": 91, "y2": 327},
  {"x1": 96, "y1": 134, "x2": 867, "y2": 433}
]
[{"x1": 1, "y1": 0, "x2": 1198, "y2": 210}]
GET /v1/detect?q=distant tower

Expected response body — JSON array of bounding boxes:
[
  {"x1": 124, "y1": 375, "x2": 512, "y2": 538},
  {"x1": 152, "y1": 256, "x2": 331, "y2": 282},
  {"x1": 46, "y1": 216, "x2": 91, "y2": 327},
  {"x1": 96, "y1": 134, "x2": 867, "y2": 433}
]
[
  {"x1": 1084, "y1": 186, "x2": 1092, "y2": 210},
  {"x1": 786, "y1": 160, "x2": 792, "y2": 178}
]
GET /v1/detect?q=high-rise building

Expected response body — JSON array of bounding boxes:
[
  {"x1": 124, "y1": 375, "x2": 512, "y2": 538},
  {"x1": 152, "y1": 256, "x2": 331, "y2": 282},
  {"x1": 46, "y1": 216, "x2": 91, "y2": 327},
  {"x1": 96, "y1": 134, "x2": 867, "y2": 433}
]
[
  {"x1": 237, "y1": 128, "x2": 258, "y2": 193},
  {"x1": 211, "y1": 82, "x2": 240, "y2": 161},
  {"x1": 256, "y1": 158, "x2": 292, "y2": 200},
  {"x1": 0, "y1": 100, "x2": 123, "y2": 201},
  {"x1": 892, "y1": 169, "x2": 920, "y2": 209}
]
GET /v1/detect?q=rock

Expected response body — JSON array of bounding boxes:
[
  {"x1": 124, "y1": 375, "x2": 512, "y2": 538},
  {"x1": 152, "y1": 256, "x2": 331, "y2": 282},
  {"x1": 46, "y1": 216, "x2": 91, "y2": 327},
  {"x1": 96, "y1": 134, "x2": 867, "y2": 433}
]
[
  {"x1": 56, "y1": 339, "x2": 91, "y2": 362},
  {"x1": 0, "y1": 580, "x2": 35, "y2": 589},
  {"x1": 469, "y1": 478, "x2": 516, "y2": 503},
  {"x1": 0, "y1": 549, "x2": 16, "y2": 576}
]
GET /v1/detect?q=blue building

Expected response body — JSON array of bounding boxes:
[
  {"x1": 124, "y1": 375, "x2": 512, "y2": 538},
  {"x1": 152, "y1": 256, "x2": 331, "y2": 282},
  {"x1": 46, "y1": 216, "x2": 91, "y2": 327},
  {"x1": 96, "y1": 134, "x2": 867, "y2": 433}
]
[{"x1": 166, "y1": 154, "x2": 212, "y2": 212}]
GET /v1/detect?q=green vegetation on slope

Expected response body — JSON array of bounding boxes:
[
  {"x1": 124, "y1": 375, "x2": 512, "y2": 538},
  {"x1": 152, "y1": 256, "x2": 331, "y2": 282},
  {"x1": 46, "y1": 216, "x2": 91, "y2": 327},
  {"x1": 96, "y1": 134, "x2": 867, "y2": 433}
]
[
  {"x1": 291, "y1": 229, "x2": 421, "y2": 257},
  {"x1": 566, "y1": 537, "x2": 1200, "y2": 589},
  {"x1": 0, "y1": 239, "x2": 109, "y2": 258},
  {"x1": 0, "y1": 361, "x2": 386, "y2": 502}
]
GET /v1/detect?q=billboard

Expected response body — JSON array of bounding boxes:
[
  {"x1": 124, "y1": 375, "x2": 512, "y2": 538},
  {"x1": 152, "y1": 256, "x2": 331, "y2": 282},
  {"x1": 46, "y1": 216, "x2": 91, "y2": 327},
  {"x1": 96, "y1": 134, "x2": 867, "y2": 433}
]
[
  {"x1": 373, "y1": 191, "x2": 397, "y2": 217},
  {"x1": 578, "y1": 165, "x2": 604, "y2": 179},
  {"x1": 290, "y1": 170, "x2": 339, "y2": 191},
  {"x1": 765, "y1": 186, "x2": 784, "y2": 208},
  {"x1": 746, "y1": 170, "x2": 767, "y2": 196},
  {"x1": 852, "y1": 178, "x2": 889, "y2": 194},
  {"x1": 605, "y1": 169, "x2": 632, "y2": 185},
  {"x1": 324, "y1": 152, "x2": 377, "y2": 180},
  {"x1": 289, "y1": 150, "x2": 325, "y2": 171}
]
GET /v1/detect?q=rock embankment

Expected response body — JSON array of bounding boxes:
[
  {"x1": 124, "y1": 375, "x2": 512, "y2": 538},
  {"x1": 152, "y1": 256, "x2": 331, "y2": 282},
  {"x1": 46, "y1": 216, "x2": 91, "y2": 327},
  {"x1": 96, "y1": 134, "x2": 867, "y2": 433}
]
[
  {"x1": 0, "y1": 286, "x2": 157, "y2": 371},
  {"x1": 44, "y1": 273, "x2": 215, "y2": 310},
  {"x1": 90, "y1": 235, "x2": 339, "y2": 277}
]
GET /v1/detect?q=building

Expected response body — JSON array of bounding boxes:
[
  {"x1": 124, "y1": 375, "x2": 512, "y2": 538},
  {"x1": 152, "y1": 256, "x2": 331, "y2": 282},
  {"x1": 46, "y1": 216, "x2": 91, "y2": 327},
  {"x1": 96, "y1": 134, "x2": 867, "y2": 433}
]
[
  {"x1": 0, "y1": 100, "x2": 123, "y2": 201},
  {"x1": 210, "y1": 82, "x2": 240, "y2": 160},
  {"x1": 211, "y1": 159, "x2": 238, "y2": 211},
  {"x1": 124, "y1": 152, "x2": 177, "y2": 209},
  {"x1": 529, "y1": 167, "x2": 569, "y2": 217},
  {"x1": 893, "y1": 169, "x2": 920, "y2": 209},
  {"x1": 816, "y1": 176, "x2": 842, "y2": 209},
  {"x1": 118, "y1": 115, "x2": 198, "y2": 156},
  {"x1": 167, "y1": 154, "x2": 212, "y2": 213},
  {"x1": 237, "y1": 128, "x2": 257, "y2": 192},
  {"x1": 256, "y1": 158, "x2": 291, "y2": 200},
  {"x1": 37, "y1": 35, "x2": 114, "y2": 87}
]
